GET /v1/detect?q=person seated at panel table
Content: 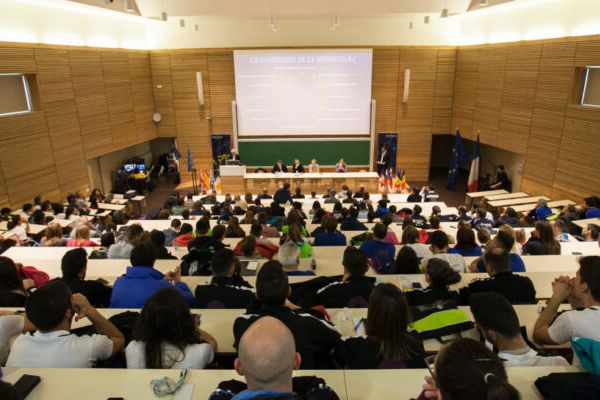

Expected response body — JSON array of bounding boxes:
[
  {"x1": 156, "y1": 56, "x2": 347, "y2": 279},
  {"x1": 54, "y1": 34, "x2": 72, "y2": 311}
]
[
  {"x1": 420, "y1": 338, "x2": 520, "y2": 400},
  {"x1": 229, "y1": 148, "x2": 241, "y2": 162},
  {"x1": 110, "y1": 242, "x2": 194, "y2": 308},
  {"x1": 127, "y1": 287, "x2": 217, "y2": 369},
  {"x1": 533, "y1": 255, "x2": 600, "y2": 365},
  {"x1": 210, "y1": 316, "x2": 340, "y2": 400},
  {"x1": 233, "y1": 261, "x2": 342, "y2": 369},
  {"x1": 307, "y1": 158, "x2": 320, "y2": 173},
  {"x1": 313, "y1": 216, "x2": 347, "y2": 246},
  {"x1": 335, "y1": 158, "x2": 348, "y2": 173},
  {"x1": 291, "y1": 159, "x2": 304, "y2": 174},
  {"x1": 405, "y1": 258, "x2": 461, "y2": 307},
  {"x1": 6, "y1": 280, "x2": 125, "y2": 368},
  {"x1": 339, "y1": 283, "x2": 426, "y2": 369},
  {"x1": 469, "y1": 292, "x2": 569, "y2": 367},
  {"x1": 272, "y1": 160, "x2": 288, "y2": 174},
  {"x1": 60, "y1": 248, "x2": 112, "y2": 308},
  {"x1": 195, "y1": 249, "x2": 254, "y2": 309},
  {"x1": 459, "y1": 248, "x2": 536, "y2": 305}
]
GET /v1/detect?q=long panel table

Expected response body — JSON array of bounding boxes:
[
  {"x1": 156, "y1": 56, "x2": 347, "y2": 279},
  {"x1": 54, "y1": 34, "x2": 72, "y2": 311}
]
[{"x1": 244, "y1": 172, "x2": 380, "y2": 194}]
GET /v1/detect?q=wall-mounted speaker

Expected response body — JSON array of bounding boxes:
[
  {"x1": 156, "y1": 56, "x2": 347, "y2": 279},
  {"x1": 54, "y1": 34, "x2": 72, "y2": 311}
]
[
  {"x1": 196, "y1": 72, "x2": 204, "y2": 106},
  {"x1": 403, "y1": 69, "x2": 411, "y2": 103}
]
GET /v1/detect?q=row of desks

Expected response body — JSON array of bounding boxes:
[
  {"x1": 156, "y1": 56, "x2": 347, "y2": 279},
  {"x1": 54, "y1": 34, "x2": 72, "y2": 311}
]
[
  {"x1": 465, "y1": 189, "x2": 576, "y2": 213},
  {"x1": 2, "y1": 365, "x2": 577, "y2": 400}
]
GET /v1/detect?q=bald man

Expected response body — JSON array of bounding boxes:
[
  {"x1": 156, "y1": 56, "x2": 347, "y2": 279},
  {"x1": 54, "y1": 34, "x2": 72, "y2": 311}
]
[
  {"x1": 209, "y1": 316, "x2": 340, "y2": 400},
  {"x1": 235, "y1": 317, "x2": 300, "y2": 396}
]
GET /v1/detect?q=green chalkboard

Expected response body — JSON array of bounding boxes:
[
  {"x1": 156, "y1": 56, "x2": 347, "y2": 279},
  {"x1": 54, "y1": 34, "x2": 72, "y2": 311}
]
[{"x1": 238, "y1": 140, "x2": 370, "y2": 166}]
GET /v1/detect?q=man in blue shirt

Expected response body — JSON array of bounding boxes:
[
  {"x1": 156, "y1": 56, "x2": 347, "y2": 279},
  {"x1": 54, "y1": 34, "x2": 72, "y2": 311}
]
[
  {"x1": 110, "y1": 242, "x2": 194, "y2": 308},
  {"x1": 533, "y1": 199, "x2": 553, "y2": 221},
  {"x1": 273, "y1": 182, "x2": 294, "y2": 205},
  {"x1": 583, "y1": 196, "x2": 600, "y2": 218},
  {"x1": 340, "y1": 207, "x2": 368, "y2": 231}
]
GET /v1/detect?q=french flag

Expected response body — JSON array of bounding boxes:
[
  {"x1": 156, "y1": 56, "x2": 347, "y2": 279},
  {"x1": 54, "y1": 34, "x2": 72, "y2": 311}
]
[{"x1": 467, "y1": 134, "x2": 480, "y2": 193}]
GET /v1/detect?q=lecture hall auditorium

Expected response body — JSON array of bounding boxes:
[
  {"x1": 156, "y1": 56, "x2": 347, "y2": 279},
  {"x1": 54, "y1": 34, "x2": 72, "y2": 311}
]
[{"x1": 0, "y1": 0, "x2": 600, "y2": 399}]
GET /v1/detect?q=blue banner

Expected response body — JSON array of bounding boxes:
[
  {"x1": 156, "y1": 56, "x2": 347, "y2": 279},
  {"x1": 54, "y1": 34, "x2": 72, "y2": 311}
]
[
  {"x1": 211, "y1": 134, "x2": 232, "y2": 174},
  {"x1": 377, "y1": 133, "x2": 398, "y2": 175}
]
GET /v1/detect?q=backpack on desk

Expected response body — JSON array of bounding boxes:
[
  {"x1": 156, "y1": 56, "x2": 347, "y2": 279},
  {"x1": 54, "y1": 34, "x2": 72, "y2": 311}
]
[
  {"x1": 410, "y1": 299, "x2": 474, "y2": 340},
  {"x1": 369, "y1": 248, "x2": 395, "y2": 274}
]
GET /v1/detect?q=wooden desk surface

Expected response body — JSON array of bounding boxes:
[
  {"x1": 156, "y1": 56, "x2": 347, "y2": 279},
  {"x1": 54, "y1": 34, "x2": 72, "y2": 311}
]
[
  {"x1": 97, "y1": 203, "x2": 126, "y2": 211},
  {"x1": 344, "y1": 366, "x2": 579, "y2": 400},
  {"x1": 485, "y1": 192, "x2": 529, "y2": 201},
  {"x1": 572, "y1": 218, "x2": 600, "y2": 229},
  {"x1": 466, "y1": 189, "x2": 508, "y2": 198},
  {"x1": 2, "y1": 368, "x2": 347, "y2": 400},
  {"x1": 511, "y1": 200, "x2": 576, "y2": 213},
  {"x1": 488, "y1": 196, "x2": 551, "y2": 207}
]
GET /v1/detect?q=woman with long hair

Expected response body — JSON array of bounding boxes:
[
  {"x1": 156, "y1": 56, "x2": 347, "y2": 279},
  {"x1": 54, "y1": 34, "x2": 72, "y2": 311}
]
[
  {"x1": 522, "y1": 221, "x2": 561, "y2": 255},
  {"x1": 450, "y1": 227, "x2": 482, "y2": 257},
  {"x1": 405, "y1": 258, "x2": 461, "y2": 306},
  {"x1": 41, "y1": 222, "x2": 66, "y2": 247},
  {"x1": 422, "y1": 338, "x2": 519, "y2": 400},
  {"x1": 224, "y1": 217, "x2": 246, "y2": 238},
  {"x1": 395, "y1": 246, "x2": 420, "y2": 274},
  {"x1": 341, "y1": 283, "x2": 425, "y2": 369},
  {"x1": 0, "y1": 257, "x2": 32, "y2": 306},
  {"x1": 127, "y1": 287, "x2": 217, "y2": 369}
]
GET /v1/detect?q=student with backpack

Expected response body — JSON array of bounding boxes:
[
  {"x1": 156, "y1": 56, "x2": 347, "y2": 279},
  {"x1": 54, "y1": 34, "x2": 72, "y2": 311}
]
[{"x1": 359, "y1": 223, "x2": 396, "y2": 274}]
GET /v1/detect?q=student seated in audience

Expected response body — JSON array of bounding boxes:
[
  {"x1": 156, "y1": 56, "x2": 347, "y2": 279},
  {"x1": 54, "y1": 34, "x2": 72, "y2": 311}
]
[
  {"x1": 273, "y1": 182, "x2": 294, "y2": 205},
  {"x1": 235, "y1": 236, "x2": 264, "y2": 260},
  {"x1": 359, "y1": 223, "x2": 396, "y2": 268},
  {"x1": 313, "y1": 216, "x2": 347, "y2": 246},
  {"x1": 410, "y1": 204, "x2": 428, "y2": 229},
  {"x1": 401, "y1": 225, "x2": 432, "y2": 259},
  {"x1": 278, "y1": 241, "x2": 315, "y2": 276},
  {"x1": 421, "y1": 230, "x2": 467, "y2": 273},
  {"x1": 582, "y1": 223, "x2": 600, "y2": 242},
  {"x1": 256, "y1": 212, "x2": 279, "y2": 238},
  {"x1": 470, "y1": 229, "x2": 526, "y2": 273},
  {"x1": 107, "y1": 224, "x2": 145, "y2": 259},
  {"x1": 470, "y1": 292, "x2": 568, "y2": 367},
  {"x1": 211, "y1": 316, "x2": 339, "y2": 400},
  {"x1": 195, "y1": 249, "x2": 254, "y2": 309},
  {"x1": 126, "y1": 287, "x2": 217, "y2": 369},
  {"x1": 460, "y1": 248, "x2": 536, "y2": 304},
  {"x1": 7, "y1": 280, "x2": 124, "y2": 368},
  {"x1": 41, "y1": 222, "x2": 67, "y2": 247},
  {"x1": 110, "y1": 243, "x2": 194, "y2": 308},
  {"x1": 323, "y1": 189, "x2": 338, "y2": 204},
  {"x1": 224, "y1": 216, "x2": 246, "y2": 238},
  {"x1": 312, "y1": 247, "x2": 375, "y2": 308},
  {"x1": 172, "y1": 222, "x2": 195, "y2": 247},
  {"x1": 380, "y1": 213, "x2": 400, "y2": 244},
  {"x1": 235, "y1": 223, "x2": 279, "y2": 259},
  {"x1": 552, "y1": 219, "x2": 570, "y2": 242},
  {"x1": 581, "y1": 196, "x2": 600, "y2": 219},
  {"x1": 281, "y1": 210, "x2": 308, "y2": 237},
  {"x1": 497, "y1": 207, "x2": 521, "y2": 227},
  {"x1": 421, "y1": 338, "x2": 519, "y2": 400},
  {"x1": 340, "y1": 206, "x2": 368, "y2": 231},
  {"x1": 4, "y1": 215, "x2": 29, "y2": 246},
  {"x1": 60, "y1": 248, "x2": 112, "y2": 308},
  {"x1": 372, "y1": 199, "x2": 390, "y2": 218},
  {"x1": 279, "y1": 224, "x2": 312, "y2": 259},
  {"x1": 340, "y1": 283, "x2": 425, "y2": 369},
  {"x1": 533, "y1": 256, "x2": 600, "y2": 364},
  {"x1": 0, "y1": 257, "x2": 33, "y2": 307},
  {"x1": 405, "y1": 258, "x2": 461, "y2": 306},
  {"x1": 522, "y1": 221, "x2": 561, "y2": 255},
  {"x1": 471, "y1": 208, "x2": 494, "y2": 232},
  {"x1": 292, "y1": 186, "x2": 305, "y2": 199},
  {"x1": 0, "y1": 312, "x2": 35, "y2": 365},
  {"x1": 531, "y1": 198, "x2": 553, "y2": 221},
  {"x1": 233, "y1": 261, "x2": 342, "y2": 369},
  {"x1": 450, "y1": 226, "x2": 483, "y2": 257},
  {"x1": 67, "y1": 225, "x2": 99, "y2": 247},
  {"x1": 395, "y1": 246, "x2": 421, "y2": 274},
  {"x1": 188, "y1": 219, "x2": 226, "y2": 253},
  {"x1": 406, "y1": 187, "x2": 421, "y2": 202},
  {"x1": 150, "y1": 230, "x2": 177, "y2": 260},
  {"x1": 162, "y1": 218, "x2": 181, "y2": 246}
]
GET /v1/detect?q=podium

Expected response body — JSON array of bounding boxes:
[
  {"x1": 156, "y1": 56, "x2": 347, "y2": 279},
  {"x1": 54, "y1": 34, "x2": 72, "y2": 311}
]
[{"x1": 219, "y1": 165, "x2": 246, "y2": 193}]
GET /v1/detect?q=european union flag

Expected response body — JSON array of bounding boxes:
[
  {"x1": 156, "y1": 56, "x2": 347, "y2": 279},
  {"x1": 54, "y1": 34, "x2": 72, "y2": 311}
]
[
  {"x1": 447, "y1": 130, "x2": 467, "y2": 190},
  {"x1": 187, "y1": 146, "x2": 193, "y2": 172}
]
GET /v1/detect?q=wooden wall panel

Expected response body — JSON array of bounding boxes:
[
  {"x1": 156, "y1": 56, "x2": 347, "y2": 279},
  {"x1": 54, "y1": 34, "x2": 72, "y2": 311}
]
[
  {"x1": 34, "y1": 48, "x2": 88, "y2": 196},
  {"x1": 128, "y1": 52, "x2": 157, "y2": 142},
  {"x1": 432, "y1": 49, "x2": 456, "y2": 134},
  {"x1": 150, "y1": 53, "x2": 177, "y2": 137},
  {"x1": 372, "y1": 49, "x2": 400, "y2": 133},
  {"x1": 169, "y1": 51, "x2": 213, "y2": 175},
  {"x1": 496, "y1": 44, "x2": 541, "y2": 153},
  {"x1": 473, "y1": 46, "x2": 506, "y2": 145},
  {"x1": 69, "y1": 49, "x2": 113, "y2": 158},
  {"x1": 451, "y1": 47, "x2": 480, "y2": 138},
  {"x1": 207, "y1": 51, "x2": 235, "y2": 134}
]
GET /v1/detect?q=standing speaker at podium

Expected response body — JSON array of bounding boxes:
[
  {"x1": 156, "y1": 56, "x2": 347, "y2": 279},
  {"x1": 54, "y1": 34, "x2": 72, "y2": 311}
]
[
  {"x1": 376, "y1": 145, "x2": 390, "y2": 175},
  {"x1": 229, "y1": 148, "x2": 241, "y2": 163}
]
